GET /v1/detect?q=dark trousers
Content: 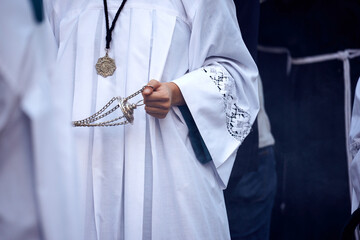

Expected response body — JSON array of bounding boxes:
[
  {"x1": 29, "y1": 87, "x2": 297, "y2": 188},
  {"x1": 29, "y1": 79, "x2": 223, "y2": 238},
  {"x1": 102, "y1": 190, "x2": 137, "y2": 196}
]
[{"x1": 224, "y1": 122, "x2": 277, "y2": 240}]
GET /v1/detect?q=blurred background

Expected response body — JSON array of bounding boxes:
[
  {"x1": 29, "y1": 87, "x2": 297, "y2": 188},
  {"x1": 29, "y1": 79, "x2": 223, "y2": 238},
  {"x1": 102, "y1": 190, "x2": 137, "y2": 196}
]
[{"x1": 257, "y1": 0, "x2": 360, "y2": 239}]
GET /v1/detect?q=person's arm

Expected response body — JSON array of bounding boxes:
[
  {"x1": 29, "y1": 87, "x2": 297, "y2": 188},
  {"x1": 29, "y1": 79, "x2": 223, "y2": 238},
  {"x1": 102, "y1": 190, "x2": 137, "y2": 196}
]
[{"x1": 147, "y1": 0, "x2": 260, "y2": 188}]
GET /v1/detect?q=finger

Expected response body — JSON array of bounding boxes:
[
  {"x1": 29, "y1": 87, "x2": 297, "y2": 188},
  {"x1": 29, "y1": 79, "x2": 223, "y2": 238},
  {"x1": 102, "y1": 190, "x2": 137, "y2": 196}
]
[
  {"x1": 142, "y1": 85, "x2": 154, "y2": 96},
  {"x1": 144, "y1": 106, "x2": 170, "y2": 119},
  {"x1": 145, "y1": 106, "x2": 169, "y2": 114},
  {"x1": 144, "y1": 91, "x2": 170, "y2": 103},
  {"x1": 145, "y1": 101, "x2": 171, "y2": 110},
  {"x1": 142, "y1": 80, "x2": 160, "y2": 96},
  {"x1": 148, "y1": 79, "x2": 161, "y2": 90}
]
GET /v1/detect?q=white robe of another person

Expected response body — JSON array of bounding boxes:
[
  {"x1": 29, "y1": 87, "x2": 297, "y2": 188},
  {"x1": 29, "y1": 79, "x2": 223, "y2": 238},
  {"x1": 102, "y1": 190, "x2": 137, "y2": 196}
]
[
  {"x1": 0, "y1": 1, "x2": 82, "y2": 240},
  {"x1": 45, "y1": 0, "x2": 260, "y2": 239},
  {"x1": 350, "y1": 78, "x2": 360, "y2": 212}
]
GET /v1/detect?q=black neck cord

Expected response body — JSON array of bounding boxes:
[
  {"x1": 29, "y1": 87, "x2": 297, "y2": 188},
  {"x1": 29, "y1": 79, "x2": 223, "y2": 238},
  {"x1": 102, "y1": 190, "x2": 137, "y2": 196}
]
[{"x1": 103, "y1": 0, "x2": 128, "y2": 49}]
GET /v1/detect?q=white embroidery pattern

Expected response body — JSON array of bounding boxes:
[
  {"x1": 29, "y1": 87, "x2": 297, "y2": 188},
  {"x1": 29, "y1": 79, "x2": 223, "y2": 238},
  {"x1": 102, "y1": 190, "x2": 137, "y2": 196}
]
[{"x1": 203, "y1": 66, "x2": 252, "y2": 142}]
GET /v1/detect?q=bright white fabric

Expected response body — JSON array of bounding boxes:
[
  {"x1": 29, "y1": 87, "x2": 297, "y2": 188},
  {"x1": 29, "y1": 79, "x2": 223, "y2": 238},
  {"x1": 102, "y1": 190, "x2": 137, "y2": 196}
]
[
  {"x1": 0, "y1": 1, "x2": 82, "y2": 240},
  {"x1": 45, "y1": 0, "x2": 259, "y2": 239},
  {"x1": 257, "y1": 77, "x2": 275, "y2": 148}
]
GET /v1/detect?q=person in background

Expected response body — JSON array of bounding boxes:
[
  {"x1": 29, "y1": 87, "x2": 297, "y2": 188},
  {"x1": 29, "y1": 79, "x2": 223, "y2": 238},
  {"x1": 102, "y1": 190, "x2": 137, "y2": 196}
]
[
  {"x1": 224, "y1": 1, "x2": 277, "y2": 239},
  {"x1": 348, "y1": 78, "x2": 360, "y2": 239},
  {"x1": 258, "y1": 0, "x2": 360, "y2": 238},
  {"x1": 0, "y1": 1, "x2": 81, "y2": 239}
]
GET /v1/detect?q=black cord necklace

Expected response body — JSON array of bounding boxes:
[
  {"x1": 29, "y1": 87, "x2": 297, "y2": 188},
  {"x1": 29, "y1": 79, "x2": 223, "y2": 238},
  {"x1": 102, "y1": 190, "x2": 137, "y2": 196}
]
[{"x1": 96, "y1": 0, "x2": 128, "y2": 78}]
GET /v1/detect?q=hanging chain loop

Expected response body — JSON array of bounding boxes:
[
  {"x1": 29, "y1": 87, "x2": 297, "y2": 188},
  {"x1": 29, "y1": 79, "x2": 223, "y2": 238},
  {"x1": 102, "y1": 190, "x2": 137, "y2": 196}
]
[{"x1": 72, "y1": 85, "x2": 153, "y2": 127}]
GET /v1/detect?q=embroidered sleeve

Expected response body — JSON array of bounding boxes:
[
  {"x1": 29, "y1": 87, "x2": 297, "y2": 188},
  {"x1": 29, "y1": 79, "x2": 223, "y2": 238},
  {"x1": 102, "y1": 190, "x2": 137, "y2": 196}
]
[{"x1": 203, "y1": 66, "x2": 252, "y2": 143}]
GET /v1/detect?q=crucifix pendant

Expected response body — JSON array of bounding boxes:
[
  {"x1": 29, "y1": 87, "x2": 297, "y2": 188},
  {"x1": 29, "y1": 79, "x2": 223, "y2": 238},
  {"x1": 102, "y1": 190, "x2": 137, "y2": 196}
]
[{"x1": 95, "y1": 49, "x2": 116, "y2": 77}]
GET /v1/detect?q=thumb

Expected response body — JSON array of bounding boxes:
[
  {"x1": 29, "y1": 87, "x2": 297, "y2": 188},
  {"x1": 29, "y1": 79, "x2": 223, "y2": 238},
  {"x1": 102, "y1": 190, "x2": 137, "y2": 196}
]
[{"x1": 143, "y1": 79, "x2": 161, "y2": 95}]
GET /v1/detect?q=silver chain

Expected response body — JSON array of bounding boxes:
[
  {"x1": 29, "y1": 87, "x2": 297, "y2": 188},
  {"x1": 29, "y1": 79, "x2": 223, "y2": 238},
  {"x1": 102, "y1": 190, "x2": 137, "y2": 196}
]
[{"x1": 72, "y1": 85, "x2": 152, "y2": 127}]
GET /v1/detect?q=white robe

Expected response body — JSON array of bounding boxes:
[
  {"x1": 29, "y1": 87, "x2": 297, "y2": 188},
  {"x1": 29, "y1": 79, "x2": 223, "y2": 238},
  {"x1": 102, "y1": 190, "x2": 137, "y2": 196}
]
[
  {"x1": 350, "y1": 78, "x2": 360, "y2": 212},
  {"x1": 45, "y1": 0, "x2": 259, "y2": 239},
  {"x1": 0, "y1": 1, "x2": 82, "y2": 240}
]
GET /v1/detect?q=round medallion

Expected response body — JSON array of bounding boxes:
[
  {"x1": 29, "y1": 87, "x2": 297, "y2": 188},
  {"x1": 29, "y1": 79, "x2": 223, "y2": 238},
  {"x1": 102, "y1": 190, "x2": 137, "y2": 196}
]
[{"x1": 95, "y1": 53, "x2": 116, "y2": 77}]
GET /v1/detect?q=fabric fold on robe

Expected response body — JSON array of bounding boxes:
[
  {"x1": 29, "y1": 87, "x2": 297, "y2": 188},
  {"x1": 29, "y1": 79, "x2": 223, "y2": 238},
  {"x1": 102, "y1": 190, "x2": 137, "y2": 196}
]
[
  {"x1": 173, "y1": 0, "x2": 259, "y2": 188},
  {"x1": 44, "y1": 0, "x2": 259, "y2": 239}
]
